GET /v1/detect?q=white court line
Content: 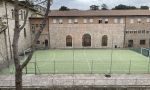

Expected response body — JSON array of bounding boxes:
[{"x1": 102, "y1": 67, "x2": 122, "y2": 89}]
[{"x1": 83, "y1": 50, "x2": 91, "y2": 71}]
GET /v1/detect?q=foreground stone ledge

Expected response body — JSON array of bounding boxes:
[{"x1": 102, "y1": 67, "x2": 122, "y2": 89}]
[{"x1": 0, "y1": 74, "x2": 150, "y2": 88}]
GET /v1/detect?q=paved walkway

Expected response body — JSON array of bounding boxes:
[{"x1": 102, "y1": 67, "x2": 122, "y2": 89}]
[{"x1": 0, "y1": 74, "x2": 150, "y2": 88}]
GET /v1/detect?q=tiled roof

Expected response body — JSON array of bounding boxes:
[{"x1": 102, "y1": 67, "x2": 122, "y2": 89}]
[{"x1": 49, "y1": 10, "x2": 150, "y2": 17}]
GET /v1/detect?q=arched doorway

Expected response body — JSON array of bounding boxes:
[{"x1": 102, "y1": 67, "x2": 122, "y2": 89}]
[
  {"x1": 102, "y1": 35, "x2": 108, "y2": 46},
  {"x1": 66, "y1": 35, "x2": 72, "y2": 47},
  {"x1": 82, "y1": 34, "x2": 91, "y2": 47},
  {"x1": 45, "y1": 39, "x2": 48, "y2": 47}
]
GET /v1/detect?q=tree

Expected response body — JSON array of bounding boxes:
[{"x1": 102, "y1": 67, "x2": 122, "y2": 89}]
[
  {"x1": 112, "y1": 4, "x2": 137, "y2": 10},
  {"x1": 90, "y1": 5, "x2": 99, "y2": 10},
  {"x1": 59, "y1": 6, "x2": 70, "y2": 11},
  {"x1": 12, "y1": 0, "x2": 52, "y2": 90},
  {"x1": 101, "y1": 4, "x2": 108, "y2": 10},
  {"x1": 140, "y1": 6, "x2": 149, "y2": 10}
]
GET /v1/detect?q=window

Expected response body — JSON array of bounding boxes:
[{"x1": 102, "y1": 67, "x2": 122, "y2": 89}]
[
  {"x1": 134, "y1": 31, "x2": 137, "y2": 34},
  {"x1": 53, "y1": 19, "x2": 57, "y2": 24},
  {"x1": 114, "y1": 19, "x2": 118, "y2": 24},
  {"x1": 98, "y1": 19, "x2": 103, "y2": 24},
  {"x1": 66, "y1": 35, "x2": 72, "y2": 47},
  {"x1": 59, "y1": 19, "x2": 63, "y2": 24},
  {"x1": 36, "y1": 24, "x2": 38, "y2": 28},
  {"x1": 68, "y1": 19, "x2": 72, "y2": 24},
  {"x1": 114, "y1": 18, "x2": 123, "y2": 24},
  {"x1": 89, "y1": 19, "x2": 93, "y2": 23},
  {"x1": 83, "y1": 19, "x2": 87, "y2": 23},
  {"x1": 40, "y1": 24, "x2": 43, "y2": 29},
  {"x1": 130, "y1": 19, "x2": 134, "y2": 23},
  {"x1": 105, "y1": 19, "x2": 108, "y2": 24},
  {"x1": 140, "y1": 40, "x2": 146, "y2": 45},
  {"x1": 137, "y1": 18, "x2": 141, "y2": 23},
  {"x1": 147, "y1": 18, "x2": 150, "y2": 23},
  {"x1": 31, "y1": 24, "x2": 35, "y2": 33},
  {"x1": 11, "y1": 9, "x2": 14, "y2": 18},
  {"x1": 142, "y1": 30, "x2": 145, "y2": 33},
  {"x1": 36, "y1": 40, "x2": 40, "y2": 44},
  {"x1": 102, "y1": 35, "x2": 108, "y2": 46},
  {"x1": 146, "y1": 31, "x2": 149, "y2": 34},
  {"x1": 20, "y1": 10, "x2": 23, "y2": 20},
  {"x1": 138, "y1": 30, "x2": 141, "y2": 34},
  {"x1": 74, "y1": 19, "x2": 78, "y2": 24},
  {"x1": 24, "y1": 28, "x2": 27, "y2": 38},
  {"x1": 120, "y1": 18, "x2": 124, "y2": 24}
]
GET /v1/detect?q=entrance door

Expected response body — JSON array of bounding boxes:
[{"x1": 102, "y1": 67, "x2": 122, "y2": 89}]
[
  {"x1": 128, "y1": 40, "x2": 133, "y2": 47},
  {"x1": 82, "y1": 34, "x2": 91, "y2": 47},
  {"x1": 45, "y1": 39, "x2": 48, "y2": 47}
]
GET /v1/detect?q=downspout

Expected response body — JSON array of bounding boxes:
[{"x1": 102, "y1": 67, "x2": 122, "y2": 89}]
[
  {"x1": 5, "y1": 1, "x2": 13, "y2": 59},
  {"x1": 48, "y1": 17, "x2": 50, "y2": 49},
  {"x1": 123, "y1": 16, "x2": 127, "y2": 48}
]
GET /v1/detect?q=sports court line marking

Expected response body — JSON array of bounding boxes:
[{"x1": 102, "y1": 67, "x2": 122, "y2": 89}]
[{"x1": 83, "y1": 50, "x2": 91, "y2": 71}]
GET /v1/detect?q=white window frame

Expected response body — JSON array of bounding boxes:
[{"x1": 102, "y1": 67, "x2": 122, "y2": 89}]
[
  {"x1": 130, "y1": 19, "x2": 134, "y2": 24},
  {"x1": 105, "y1": 18, "x2": 108, "y2": 22},
  {"x1": 74, "y1": 19, "x2": 78, "y2": 22},
  {"x1": 89, "y1": 19, "x2": 93, "y2": 23},
  {"x1": 120, "y1": 18, "x2": 124, "y2": 24},
  {"x1": 114, "y1": 19, "x2": 118, "y2": 24},
  {"x1": 137, "y1": 18, "x2": 141, "y2": 23},
  {"x1": 59, "y1": 19, "x2": 63, "y2": 24},
  {"x1": 53, "y1": 19, "x2": 57, "y2": 24},
  {"x1": 83, "y1": 19, "x2": 87, "y2": 23},
  {"x1": 147, "y1": 18, "x2": 150, "y2": 23},
  {"x1": 104, "y1": 18, "x2": 108, "y2": 24},
  {"x1": 68, "y1": 19, "x2": 72, "y2": 24}
]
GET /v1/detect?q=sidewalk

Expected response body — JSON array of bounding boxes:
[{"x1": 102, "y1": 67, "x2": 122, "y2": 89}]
[{"x1": 0, "y1": 74, "x2": 150, "y2": 88}]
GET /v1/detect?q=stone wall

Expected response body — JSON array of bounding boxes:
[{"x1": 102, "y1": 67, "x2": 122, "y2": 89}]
[{"x1": 49, "y1": 24, "x2": 125, "y2": 49}]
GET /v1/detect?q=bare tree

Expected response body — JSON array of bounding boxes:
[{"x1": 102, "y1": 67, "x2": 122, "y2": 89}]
[{"x1": 12, "y1": 0, "x2": 52, "y2": 90}]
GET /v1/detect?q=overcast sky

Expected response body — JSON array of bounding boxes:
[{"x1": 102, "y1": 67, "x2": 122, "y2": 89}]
[{"x1": 51, "y1": 0, "x2": 150, "y2": 10}]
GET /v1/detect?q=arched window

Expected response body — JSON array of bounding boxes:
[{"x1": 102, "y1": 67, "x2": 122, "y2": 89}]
[
  {"x1": 66, "y1": 35, "x2": 72, "y2": 47},
  {"x1": 11, "y1": 9, "x2": 14, "y2": 18},
  {"x1": 102, "y1": 35, "x2": 108, "y2": 46},
  {"x1": 20, "y1": 10, "x2": 23, "y2": 20},
  {"x1": 24, "y1": 28, "x2": 27, "y2": 38},
  {"x1": 82, "y1": 34, "x2": 91, "y2": 47}
]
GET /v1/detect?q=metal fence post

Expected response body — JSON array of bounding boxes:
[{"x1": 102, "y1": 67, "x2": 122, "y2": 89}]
[
  {"x1": 129, "y1": 60, "x2": 131, "y2": 74},
  {"x1": 91, "y1": 59, "x2": 93, "y2": 74}
]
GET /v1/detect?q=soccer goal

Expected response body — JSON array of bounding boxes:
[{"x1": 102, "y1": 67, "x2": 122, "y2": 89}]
[{"x1": 141, "y1": 48, "x2": 150, "y2": 57}]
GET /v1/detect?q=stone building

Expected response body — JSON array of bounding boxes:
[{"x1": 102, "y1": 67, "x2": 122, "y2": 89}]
[
  {"x1": 0, "y1": 23, "x2": 8, "y2": 66},
  {"x1": 30, "y1": 10, "x2": 150, "y2": 49},
  {"x1": 29, "y1": 17, "x2": 50, "y2": 49},
  {"x1": 0, "y1": 0, "x2": 42, "y2": 60}
]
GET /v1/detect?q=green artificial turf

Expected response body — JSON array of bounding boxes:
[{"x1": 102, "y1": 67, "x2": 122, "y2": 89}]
[{"x1": 1, "y1": 49, "x2": 150, "y2": 74}]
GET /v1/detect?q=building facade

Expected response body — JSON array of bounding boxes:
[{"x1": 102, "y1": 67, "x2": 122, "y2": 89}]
[
  {"x1": 29, "y1": 17, "x2": 50, "y2": 49},
  {"x1": 30, "y1": 10, "x2": 150, "y2": 49},
  {"x1": 0, "y1": 0, "x2": 42, "y2": 60}
]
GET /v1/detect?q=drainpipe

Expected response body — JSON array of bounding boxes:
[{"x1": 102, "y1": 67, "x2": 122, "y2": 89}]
[{"x1": 123, "y1": 16, "x2": 127, "y2": 48}]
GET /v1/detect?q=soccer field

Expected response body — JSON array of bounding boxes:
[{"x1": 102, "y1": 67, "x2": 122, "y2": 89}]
[{"x1": 20, "y1": 49, "x2": 150, "y2": 74}]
